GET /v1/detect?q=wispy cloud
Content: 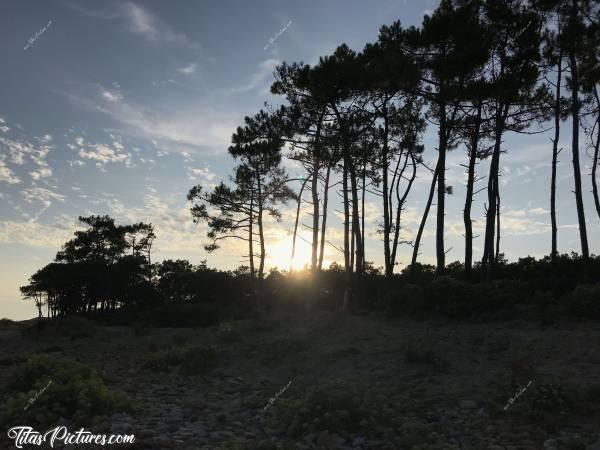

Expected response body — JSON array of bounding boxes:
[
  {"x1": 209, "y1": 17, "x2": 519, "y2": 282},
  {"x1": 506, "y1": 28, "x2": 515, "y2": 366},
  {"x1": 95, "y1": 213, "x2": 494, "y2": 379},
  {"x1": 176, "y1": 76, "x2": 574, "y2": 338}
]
[
  {"x1": 0, "y1": 126, "x2": 54, "y2": 182},
  {"x1": 61, "y1": 83, "x2": 236, "y2": 152},
  {"x1": 0, "y1": 158, "x2": 21, "y2": 184},
  {"x1": 221, "y1": 59, "x2": 279, "y2": 95},
  {"x1": 22, "y1": 186, "x2": 66, "y2": 208},
  {"x1": 69, "y1": 2, "x2": 194, "y2": 45}
]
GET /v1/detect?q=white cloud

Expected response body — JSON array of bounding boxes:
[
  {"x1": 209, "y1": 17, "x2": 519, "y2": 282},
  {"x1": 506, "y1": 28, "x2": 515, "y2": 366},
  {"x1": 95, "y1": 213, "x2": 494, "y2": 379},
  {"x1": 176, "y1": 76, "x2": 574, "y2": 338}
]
[
  {"x1": 0, "y1": 219, "x2": 76, "y2": 249},
  {"x1": 78, "y1": 143, "x2": 131, "y2": 167},
  {"x1": 178, "y1": 63, "x2": 197, "y2": 75},
  {"x1": 30, "y1": 167, "x2": 53, "y2": 181},
  {"x1": 22, "y1": 187, "x2": 66, "y2": 208},
  {"x1": 0, "y1": 131, "x2": 53, "y2": 182},
  {"x1": 0, "y1": 159, "x2": 21, "y2": 184},
  {"x1": 102, "y1": 90, "x2": 123, "y2": 102}
]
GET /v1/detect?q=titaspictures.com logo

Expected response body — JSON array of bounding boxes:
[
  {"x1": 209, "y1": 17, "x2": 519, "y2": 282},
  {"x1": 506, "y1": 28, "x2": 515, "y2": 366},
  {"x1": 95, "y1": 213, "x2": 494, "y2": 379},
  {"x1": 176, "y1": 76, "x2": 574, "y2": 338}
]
[{"x1": 7, "y1": 426, "x2": 135, "y2": 448}]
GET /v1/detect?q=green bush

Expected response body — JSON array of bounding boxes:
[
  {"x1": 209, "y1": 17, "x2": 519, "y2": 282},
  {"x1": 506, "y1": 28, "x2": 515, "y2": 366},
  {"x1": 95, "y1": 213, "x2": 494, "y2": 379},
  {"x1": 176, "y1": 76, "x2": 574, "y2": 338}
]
[
  {"x1": 22, "y1": 316, "x2": 96, "y2": 339},
  {"x1": 277, "y1": 380, "x2": 396, "y2": 437},
  {"x1": 424, "y1": 276, "x2": 474, "y2": 318},
  {"x1": 261, "y1": 336, "x2": 311, "y2": 365},
  {"x1": 380, "y1": 284, "x2": 425, "y2": 317},
  {"x1": 143, "y1": 345, "x2": 218, "y2": 375},
  {"x1": 562, "y1": 284, "x2": 600, "y2": 319},
  {"x1": 0, "y1": 318, "x2": 16, "y2": 327},
  {"x1": 0, "y1": 355, "x2": 130, "y2": 429},
  {"x1": 393, "y1": 419, "x2": 452, "y2": 449},
  {"x1": 138, "y1": 303, "x2": 222, "y2": 327}
]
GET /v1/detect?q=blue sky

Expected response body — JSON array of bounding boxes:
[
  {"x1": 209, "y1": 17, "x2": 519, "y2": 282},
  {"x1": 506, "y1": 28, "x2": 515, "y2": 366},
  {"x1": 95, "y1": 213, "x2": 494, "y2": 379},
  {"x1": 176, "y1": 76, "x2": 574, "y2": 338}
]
[{"x1": 1, "y1": 0, "x2": 598, "y2": 320}]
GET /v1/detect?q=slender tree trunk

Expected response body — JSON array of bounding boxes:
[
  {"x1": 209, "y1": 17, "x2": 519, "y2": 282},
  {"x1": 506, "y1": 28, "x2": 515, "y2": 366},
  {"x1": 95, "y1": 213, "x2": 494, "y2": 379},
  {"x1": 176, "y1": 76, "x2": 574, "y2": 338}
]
[
  {"x1": 342, "y1": 160, "x2": 351, "y2": 311},
  {"x1": 411, "y1": 160, "x2": 439, "y2": 268},
  {"x1": 318, "y1": 166, "x2": 331, "y2": 271},
  {"x1": 350, "y1": 207, "x2": 355, "y2": 272},
  {"x1": 483, "y1": 105, "x2": 507, "y2": 273},
  {"x1": 349, "y1": 161, "x2": 364, "y2": 276},
  {"x1": 551, "y1": 57, "x2": 562, "y2": 263},
  {"x1": 569, "y1": 25, "x2": 589, "y2": 259},
  {"x1": 311, "y1": 114, "x2": 324, "y2": 272},
  {"x1": 248, "y1": 190, "x2": 255, "y2": 278},
  {"x1": 361, "y1": 157, "x2": 366, "y2": 270},
  {"x1": 495, "y1": 188, "x2": 501, "y2": 264},
  {"x1": 256, "y1": 175, "x2": 266, "y2": 279},
  {"x1": 391, "y1": 152, "x2": 416, "y2": 271},
  {"x1": 592, "y1": 86, "x2": 600, "y2": 222},
  {"x1": 464, "y1": 103, "x2": 481, "y2": 276},
  {"x1": 436, "y1": 108, "x2": 448, "y2": 274},
  {"x1": 311, "y1": 154, "x2": 320, "y2": 273},
  {"x1": 382, "y1": 103, "x2": 392, "y2": 277},
  {"x1": 291, "y1": 178, "x2": 308, "y2": 273}
]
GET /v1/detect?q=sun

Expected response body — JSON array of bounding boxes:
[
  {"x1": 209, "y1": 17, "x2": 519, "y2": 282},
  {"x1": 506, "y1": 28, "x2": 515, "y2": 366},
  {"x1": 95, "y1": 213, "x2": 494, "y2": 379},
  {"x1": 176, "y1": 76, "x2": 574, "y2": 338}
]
[{"x1": 266, "y1": 236, "x2": 313, "y2": 271}]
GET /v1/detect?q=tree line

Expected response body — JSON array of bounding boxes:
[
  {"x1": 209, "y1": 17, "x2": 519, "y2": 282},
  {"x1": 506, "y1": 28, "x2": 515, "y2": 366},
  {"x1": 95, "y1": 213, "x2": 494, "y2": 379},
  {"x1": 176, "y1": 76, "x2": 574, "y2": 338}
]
[{"x1": 188, "y1": 0, "x2": 600, "y2": 289}]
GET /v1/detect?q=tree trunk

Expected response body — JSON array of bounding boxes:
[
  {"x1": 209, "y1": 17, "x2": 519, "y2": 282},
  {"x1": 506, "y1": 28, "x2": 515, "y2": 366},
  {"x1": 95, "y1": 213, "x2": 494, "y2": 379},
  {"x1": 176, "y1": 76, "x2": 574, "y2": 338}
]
[
  {"x1": 411, "y1": 160, "x2": 439, "y2": 268},
  {"x1": 318, "y1": 165, "x2": 331, "y2": 271},
  {"x1": 342, "y1": 160, "x2": 351, "y2": 311},
  {"x1": 381, "y1": 103, "x2": 392, "y2": 277},
  {"x1": 291, "y1": 178, "x2": 308, "y2": 273},
  {"x1": 495, "y1": 188, "x2": 501, "y2": 264},
  {"x1": 311, "y1": 114, "x2": 324, "y2": 272},
  {"x1": 436, "y1": 107, "x2": 448, "y2": 274},
  {"x1": 464, "y1": 103, "x2": 482, "y2": 276},
  {"x1": 256, "y1": 174, "x2": 266, "y2": 279},
  {"x1": 361, "y1": 157, "x2": 366, "y2": 271},
  {"x1": 551, "y1": 57, "x2": 562, "y2": 263},
  {"x1": 483, "y1": 104, "x2": 507, "y2": 273},
  {"x1": 349, "y1": 161, "x2": 364, "y2": 276},
  {"x1": 569, "y1": 11, "x2": 589, "y2": 260},
  {"x1": 592, "y1": 86, "x2": 600, "y2": 223},
  {"x1": 391, "y1": 152, "x2": 416, "y2": 271},
  {"x1": 248, "y1": 192, "x2": 255, "y2": 278},
  {"x1": 311, "y1": 154, "x2": 320, "y2": 273}
]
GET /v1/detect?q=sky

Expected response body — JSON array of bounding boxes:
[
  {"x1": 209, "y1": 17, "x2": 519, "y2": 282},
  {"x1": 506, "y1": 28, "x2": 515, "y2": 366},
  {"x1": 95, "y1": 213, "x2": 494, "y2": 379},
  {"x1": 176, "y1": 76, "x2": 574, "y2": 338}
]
[{"x1": 1, "y1": 0, "x2": 599, "y2": 320}]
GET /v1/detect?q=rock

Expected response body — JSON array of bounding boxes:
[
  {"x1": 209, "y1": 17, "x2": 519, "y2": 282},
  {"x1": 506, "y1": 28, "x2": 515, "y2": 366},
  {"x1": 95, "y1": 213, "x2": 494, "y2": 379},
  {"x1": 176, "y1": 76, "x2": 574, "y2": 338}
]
[{"x1": 543, "y1": 439, "x2": 558, "y2": 450}]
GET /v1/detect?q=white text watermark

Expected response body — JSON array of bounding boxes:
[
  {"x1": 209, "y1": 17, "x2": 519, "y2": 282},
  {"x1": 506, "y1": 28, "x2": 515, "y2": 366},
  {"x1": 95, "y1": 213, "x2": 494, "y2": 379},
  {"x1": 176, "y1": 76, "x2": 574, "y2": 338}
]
[
  {"x1": 7, "y1": 426, "x2": 135, "y2": 448},
  {"x1": 504, "y1": 380, "x2": 532, "y2": 410},
  {"x1": 24, "y1": 21, "x2": 52, "y2": 50},
  {"x1": 264, "y1": 21, "x2": 292, "y2": 50}
]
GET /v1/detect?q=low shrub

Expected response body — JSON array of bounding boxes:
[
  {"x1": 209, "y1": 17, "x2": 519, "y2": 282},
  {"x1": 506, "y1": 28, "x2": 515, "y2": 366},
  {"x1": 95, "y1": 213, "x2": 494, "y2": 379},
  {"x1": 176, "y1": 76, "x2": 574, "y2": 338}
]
[
  {"x1": 143, "y1": 345, "x2": 218, "y2": 375},
  {"x1": 562, "y1": 284, "x2": 600, "y2": 319},
  {"x1": 0, "y1": 318, "x2": 16, "y2": 327},
  {"x1": 277, "y1": 379, "x2": 397, "y2": 437},
  {"x1": 260, "y1": 336, "x2": 311, "y2": 365},
  {"x1": 0, "y1": 355, "x2": 131, "y2": 429},
  {"x1": 22, "y1": 316, "x2": 96, "y2": 339}
]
